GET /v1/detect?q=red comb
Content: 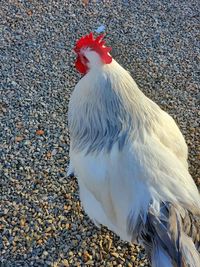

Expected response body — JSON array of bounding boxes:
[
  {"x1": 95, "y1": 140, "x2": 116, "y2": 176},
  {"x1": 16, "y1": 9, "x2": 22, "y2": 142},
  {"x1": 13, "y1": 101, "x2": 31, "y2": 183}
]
[{"x1": 74, "y1": 32, "x2": 112, "y2": 64}]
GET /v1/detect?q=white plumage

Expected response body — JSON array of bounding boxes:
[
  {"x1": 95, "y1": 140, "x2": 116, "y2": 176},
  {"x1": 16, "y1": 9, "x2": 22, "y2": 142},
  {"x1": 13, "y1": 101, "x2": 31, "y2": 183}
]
[{"x1": 68, "y1": 45, "x2": 200, "y2": 266}]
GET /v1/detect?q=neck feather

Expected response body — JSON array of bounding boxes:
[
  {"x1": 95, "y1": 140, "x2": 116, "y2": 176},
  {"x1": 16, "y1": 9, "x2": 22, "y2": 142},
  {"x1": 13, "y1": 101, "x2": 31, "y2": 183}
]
[{"x1": 69, "y1": 60, "x2": 160, "y2": 153}]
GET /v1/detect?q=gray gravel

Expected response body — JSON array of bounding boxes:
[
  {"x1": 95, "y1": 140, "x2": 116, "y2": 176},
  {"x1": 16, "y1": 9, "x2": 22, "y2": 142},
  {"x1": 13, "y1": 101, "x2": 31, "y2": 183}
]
[{"x1": 0, "y1": 0, "x2": 199, "y2": 266}]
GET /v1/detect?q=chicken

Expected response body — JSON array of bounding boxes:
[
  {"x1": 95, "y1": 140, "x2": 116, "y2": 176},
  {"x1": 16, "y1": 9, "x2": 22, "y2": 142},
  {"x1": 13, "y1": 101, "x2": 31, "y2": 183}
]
[{"x1": 68, "y1": 33, "x2": 200, "y2": 267}]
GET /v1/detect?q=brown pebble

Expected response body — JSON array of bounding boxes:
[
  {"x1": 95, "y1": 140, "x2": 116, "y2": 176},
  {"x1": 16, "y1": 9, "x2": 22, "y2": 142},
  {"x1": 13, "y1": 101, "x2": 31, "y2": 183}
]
[{"x1": 82, "y1": 251, "x2": 92, "y2": 262}]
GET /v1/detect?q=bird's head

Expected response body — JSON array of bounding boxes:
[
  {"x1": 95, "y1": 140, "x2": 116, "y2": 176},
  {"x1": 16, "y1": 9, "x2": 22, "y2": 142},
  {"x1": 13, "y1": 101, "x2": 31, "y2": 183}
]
[{"x1": 74, "y1": 32, "x2": 112, "y2": 74}]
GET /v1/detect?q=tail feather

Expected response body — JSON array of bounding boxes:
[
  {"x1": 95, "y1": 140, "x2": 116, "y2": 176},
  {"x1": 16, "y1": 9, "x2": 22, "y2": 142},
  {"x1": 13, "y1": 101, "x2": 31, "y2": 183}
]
[
  {"x1": 151, "y1": 245, "x2": 173, "y2": 267},
  {"x1": 135, "y1": 202, "x2": 200, "y2": 267},
  {"x1": 181, "y1": 234, "x2": 200, "y2": 267}
]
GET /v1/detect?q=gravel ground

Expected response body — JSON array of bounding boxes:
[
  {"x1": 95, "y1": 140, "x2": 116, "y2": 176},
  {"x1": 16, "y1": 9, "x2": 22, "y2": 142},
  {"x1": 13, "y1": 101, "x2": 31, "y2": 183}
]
[{"x1": 1, "y1": 0, "x2": 199, "y2": 266}]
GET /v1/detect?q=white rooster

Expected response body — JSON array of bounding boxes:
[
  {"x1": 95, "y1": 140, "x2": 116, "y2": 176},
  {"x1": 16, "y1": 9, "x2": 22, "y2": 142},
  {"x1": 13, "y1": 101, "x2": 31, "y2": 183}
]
[{"x1": 68, "y1": 33, "x2": 200, "y2": 267}]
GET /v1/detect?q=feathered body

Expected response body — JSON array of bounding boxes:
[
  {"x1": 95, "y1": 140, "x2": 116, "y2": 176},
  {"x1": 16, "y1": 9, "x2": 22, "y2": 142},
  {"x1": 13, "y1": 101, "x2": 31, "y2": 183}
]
[{"x1": 68, "y1": 34, "x2": 200, "y2": 267}]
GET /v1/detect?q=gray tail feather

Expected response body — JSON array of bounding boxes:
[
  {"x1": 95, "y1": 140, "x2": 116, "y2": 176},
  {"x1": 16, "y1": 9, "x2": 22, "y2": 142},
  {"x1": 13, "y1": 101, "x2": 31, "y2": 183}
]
[
  {"x1": 151, "y1": 245, "x2": 174, "y2": 267},
  {"x1": 139, "y1": 203, "x2": 200, "y2": 267},
  {"x1": 180, "y1": 234, "x2": 200, "y2": 267},
  {"x1": 151, "y1": 233, "x2": 200, "y2": 267}
]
